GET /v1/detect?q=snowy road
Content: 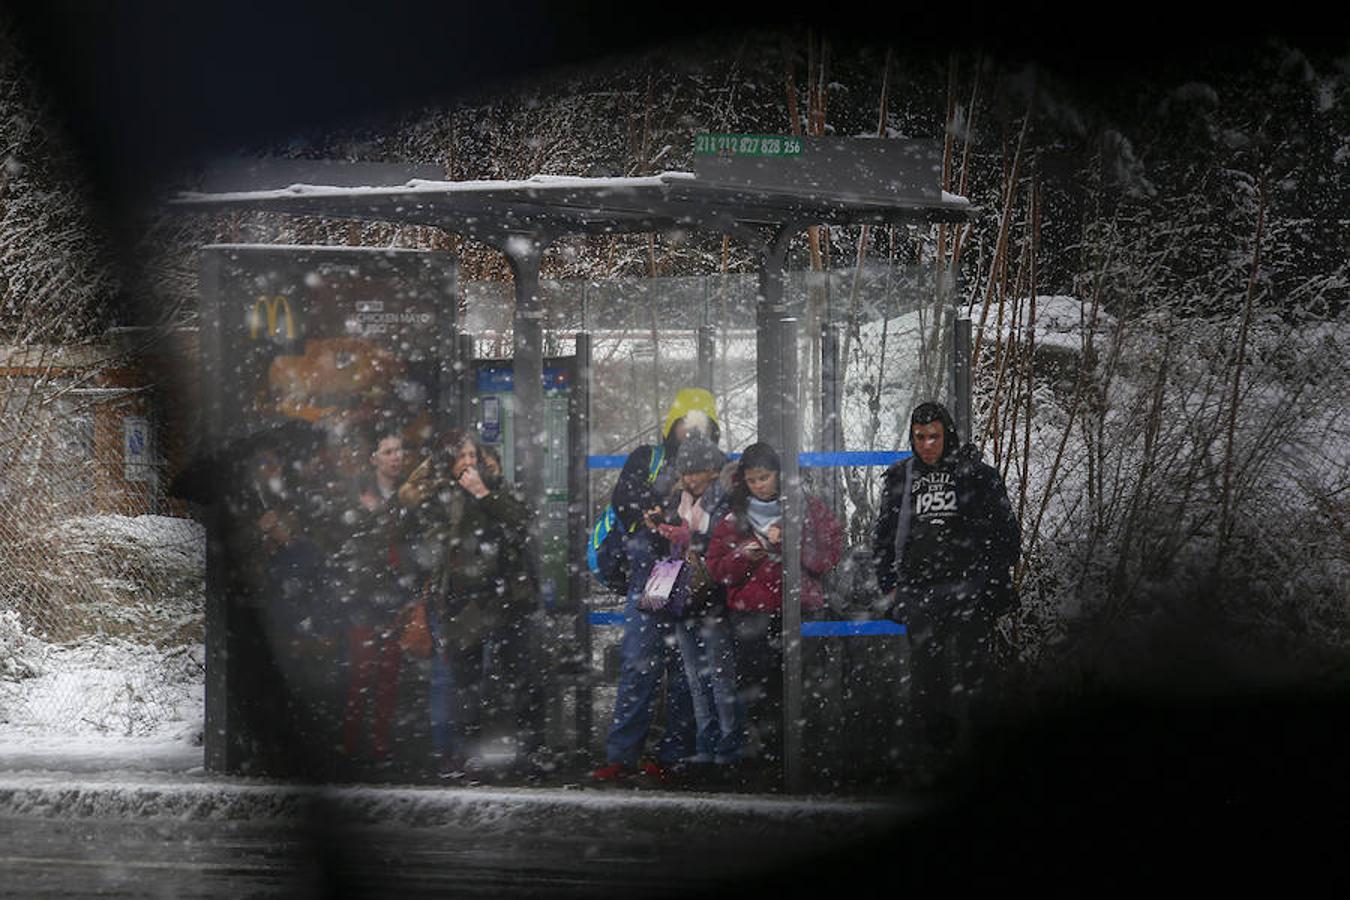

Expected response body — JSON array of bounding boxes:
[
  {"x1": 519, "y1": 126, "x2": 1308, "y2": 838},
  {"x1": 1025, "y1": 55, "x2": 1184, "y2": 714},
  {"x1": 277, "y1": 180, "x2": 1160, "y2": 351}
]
[
  {"x1": 0, "y1": 772, "x2": 917, "y2": 898},
  {"x1": 1, "y1": 815, "x2": 303, "y2": 898}
]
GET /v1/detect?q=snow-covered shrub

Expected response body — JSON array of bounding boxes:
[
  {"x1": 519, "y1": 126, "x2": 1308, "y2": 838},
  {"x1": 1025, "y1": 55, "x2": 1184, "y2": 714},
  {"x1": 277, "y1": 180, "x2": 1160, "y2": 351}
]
[
  {"x1": 0, "y1": 638, "x2": 204, "y2": 738},
  {"x1": 0, "y1": 608, "x2": 45, "y2": 681},
  {"x1": 45, "y1": 514, "x2": 205, "y2": 599},
  {"x1": 8, "y1": 514, "x2": 205, "y2": 646},
  {"x1": 1001, "y1": 303, "x2": 1350, "y2": 700}
]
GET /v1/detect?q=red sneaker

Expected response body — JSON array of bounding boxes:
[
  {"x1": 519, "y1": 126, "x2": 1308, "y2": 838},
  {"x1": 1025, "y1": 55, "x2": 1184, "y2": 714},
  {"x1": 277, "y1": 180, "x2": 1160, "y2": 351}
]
[
  {"x1": 638, "y1": 762, "x2": 668, "y2": 782},
  {"x1": 591, "y1": 762, "x2": 632, "y2": 782}
]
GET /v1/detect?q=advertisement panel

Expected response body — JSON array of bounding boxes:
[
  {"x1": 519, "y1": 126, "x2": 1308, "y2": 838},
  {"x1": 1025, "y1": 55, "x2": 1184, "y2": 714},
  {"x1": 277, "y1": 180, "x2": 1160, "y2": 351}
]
[
  {"x1": 209, "y1": 245, "x2": 453, "y2": 450},
  {"x1": 199, "y1": 244, "x2": 457, "y2": 777}
]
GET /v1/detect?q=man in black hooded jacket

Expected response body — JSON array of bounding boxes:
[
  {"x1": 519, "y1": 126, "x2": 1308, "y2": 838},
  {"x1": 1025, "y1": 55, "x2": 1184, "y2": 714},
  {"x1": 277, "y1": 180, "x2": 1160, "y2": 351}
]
[{"x1": 873, "y1": 401, "x2": 1021, "y2": 780}]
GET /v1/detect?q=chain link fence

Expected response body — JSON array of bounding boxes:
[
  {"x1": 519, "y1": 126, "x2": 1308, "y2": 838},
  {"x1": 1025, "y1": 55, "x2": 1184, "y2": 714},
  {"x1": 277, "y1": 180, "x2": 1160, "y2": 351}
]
[{"x1": 0, "y1": 362, "x2": 205, "y2": 741}]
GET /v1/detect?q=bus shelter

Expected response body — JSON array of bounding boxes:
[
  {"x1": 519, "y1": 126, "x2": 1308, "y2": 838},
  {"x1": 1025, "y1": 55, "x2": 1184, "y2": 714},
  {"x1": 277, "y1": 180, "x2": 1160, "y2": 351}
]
[{"x1": 177, "y1": 138, "x2": 978, "y2": 790}]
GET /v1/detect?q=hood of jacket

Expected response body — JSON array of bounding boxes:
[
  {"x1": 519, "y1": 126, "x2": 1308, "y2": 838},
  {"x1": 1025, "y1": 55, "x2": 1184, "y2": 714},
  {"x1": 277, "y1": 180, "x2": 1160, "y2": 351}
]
[
  {"x1": 886, "y1": 441, "x2": 984, "y2": 484},
  {"x1": 908, "y1": 401, "x2": 960, "y2": 462}
]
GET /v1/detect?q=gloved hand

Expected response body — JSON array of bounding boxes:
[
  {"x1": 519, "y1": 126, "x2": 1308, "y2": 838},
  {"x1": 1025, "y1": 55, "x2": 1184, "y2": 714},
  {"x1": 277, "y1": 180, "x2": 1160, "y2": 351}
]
[
  {"x1": 883, "y1": 584, "x2": 923, "y2": 625},
  {"x1": 657, "y1": 522, "x2": 692, "y2": 552},
  {"x1": 398, "y1": 456, "x2": 439, "y2": 507},
  {"x1": 870, "y1": 589, "x2": 897, "y2": 618}
]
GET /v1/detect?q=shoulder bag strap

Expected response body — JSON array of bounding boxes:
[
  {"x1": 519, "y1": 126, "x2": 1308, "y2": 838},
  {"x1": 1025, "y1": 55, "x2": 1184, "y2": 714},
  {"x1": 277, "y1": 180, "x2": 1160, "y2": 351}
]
[
  {"x1": 892, "y1": 457, "x2": 914, "y2": 579},
  {"x1": 648, "y1": 445, "x2": 665, "y2": 482}
]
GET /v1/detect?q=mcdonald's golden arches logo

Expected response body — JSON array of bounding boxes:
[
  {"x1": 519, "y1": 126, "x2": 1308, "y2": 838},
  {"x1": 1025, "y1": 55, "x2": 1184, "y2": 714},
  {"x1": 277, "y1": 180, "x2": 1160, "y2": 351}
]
[{"x1": 248, "y1": 295, "x2": 298, "y2": 341}]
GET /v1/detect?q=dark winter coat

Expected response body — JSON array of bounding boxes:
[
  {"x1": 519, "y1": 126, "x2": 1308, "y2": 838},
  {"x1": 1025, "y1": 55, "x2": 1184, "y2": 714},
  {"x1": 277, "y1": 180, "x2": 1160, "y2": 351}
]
[
  {"x1": 609, "y1": 387, "x2": 723, "y2": 564},
  {"x1": 610, "y1": 430, "x2": 682, "y2": 533},
  {"x1": 404, "y1": 474, "x2": 534, "y2": 650},
  {"x1": 332, "y1": 479, "x2": 413, "y2": 627},
  {"x1": 872, "y1": 442, "x2": 1022, "y2": 625},
  {"x1": 228, "y1": 460, "x2": 347, "y2": 631},
  {"x1": 706, "y1": 493, "x2": 843, "y2": 614}
]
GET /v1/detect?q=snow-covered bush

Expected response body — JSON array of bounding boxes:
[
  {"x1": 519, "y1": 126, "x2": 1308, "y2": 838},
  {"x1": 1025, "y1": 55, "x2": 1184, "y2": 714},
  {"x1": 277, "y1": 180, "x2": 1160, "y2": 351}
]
[
  {"x1": 46, "y1": 515, "x2": 205, "y2": 598},
  {"x1": 0, "y1": 637, "x2": 204, "y2": 739},
  {"x1": 1, "y1": 512, "x2": 206, "y2": 739},
  {"x1": 1000, "y1": 300, "x2": 1350, "y2": 700},
  {"x1": 0, "y1": 608, "x2": 45, "y2": 681},
  {"x1": 1, "y1": 514, "x2": 204, "y2": 648}
]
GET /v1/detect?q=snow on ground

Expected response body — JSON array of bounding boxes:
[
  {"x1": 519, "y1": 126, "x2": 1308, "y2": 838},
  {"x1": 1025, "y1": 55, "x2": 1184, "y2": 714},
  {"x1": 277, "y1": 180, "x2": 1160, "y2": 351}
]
[
  {"x1": 983, "y1": 294, "x2": 1116, "y2": 351},
  {"x1": 0, "y1": 768, "x2": 912, "y2": 829},
  {"x1": 0, "y1": 626, "x2": 904, "y2": 831},
  {"x1": 2, "y1": 513, "x2": 206, "y2": 773},
  {"x1": 0, "y1": 623, "x2": 908, "y2": 830},
  {"x1": 0, "y1": 734, "x2": 201, "y2": 775},
  {"x1": 0, "y1": 638, "x2": 203, "y2": 740}
]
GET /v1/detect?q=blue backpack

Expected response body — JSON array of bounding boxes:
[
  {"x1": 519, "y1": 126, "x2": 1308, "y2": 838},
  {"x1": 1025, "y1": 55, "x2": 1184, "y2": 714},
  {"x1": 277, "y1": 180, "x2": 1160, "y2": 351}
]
[{"x1": 587, "y1": 446, "x2": 665, "y2": 593}]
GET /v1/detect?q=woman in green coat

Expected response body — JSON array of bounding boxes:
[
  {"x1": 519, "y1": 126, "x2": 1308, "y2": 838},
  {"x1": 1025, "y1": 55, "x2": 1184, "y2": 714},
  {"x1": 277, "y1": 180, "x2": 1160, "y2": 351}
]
[{"x1": 401, "y1": 429, "x2": 536, "y2": 777}]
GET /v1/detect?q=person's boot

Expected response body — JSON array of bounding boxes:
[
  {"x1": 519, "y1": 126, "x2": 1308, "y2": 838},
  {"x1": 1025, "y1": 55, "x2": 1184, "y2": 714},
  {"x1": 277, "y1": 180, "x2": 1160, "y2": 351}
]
[{"x1": 591, "y1": 761, "x2": 635, "y2": 782}]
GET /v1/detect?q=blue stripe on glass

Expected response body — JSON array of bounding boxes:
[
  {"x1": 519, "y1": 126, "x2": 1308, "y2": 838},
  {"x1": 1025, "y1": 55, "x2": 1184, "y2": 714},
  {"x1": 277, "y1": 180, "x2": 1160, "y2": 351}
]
[
  {"x1": 587, "y1": 450, "x2": 910, "y2": 469},
  {"x1": 801, "y1": 620, "x2": 906, "y2": 637},
  {"x1": 587, "y1": 612, "x2": 904, "y2": 636}
]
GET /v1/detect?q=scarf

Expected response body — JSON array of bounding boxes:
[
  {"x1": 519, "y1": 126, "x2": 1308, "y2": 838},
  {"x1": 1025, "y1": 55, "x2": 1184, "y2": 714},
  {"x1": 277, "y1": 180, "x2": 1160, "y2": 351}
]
[
  {"x1": 747, "y1": 495, "x2": 783, "y2": 557},
  {"x1": 678, "y1": 489, "x2": 708, "y2": 535}
]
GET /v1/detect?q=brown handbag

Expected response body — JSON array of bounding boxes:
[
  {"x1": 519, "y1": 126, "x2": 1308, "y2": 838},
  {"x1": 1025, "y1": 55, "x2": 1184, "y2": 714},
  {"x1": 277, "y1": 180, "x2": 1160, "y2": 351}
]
[
  {"x1": 396, "y1": 600, "x2": 433, "y2": 658},
  {"x1": 681, "y1": 546, "x2": 719, "y2": 617}
]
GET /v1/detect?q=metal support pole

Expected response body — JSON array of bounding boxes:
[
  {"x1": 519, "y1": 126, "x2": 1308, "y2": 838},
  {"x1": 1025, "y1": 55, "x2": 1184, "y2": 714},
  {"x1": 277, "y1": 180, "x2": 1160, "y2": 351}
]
[
  {"x1": 498, "y1": 233, "x2": 552, "y2": 762},
  {"x1": 755, "y1": 225, "x2": 797, "y2": 450},
  {"x1": 696, "y1": 324, "x2": 716, "y2": 393},
  {"x1": 453, "y1": 331, "x2": 476, "y2": 431},
  {"x1": 778, "y1": 316, "x2": 803, "y2": 794},
  {"x1": 953, "y1": 314, "x2": 972, "y2": 442},
  {"x1": 569, "y1": 332, "x2": 593, "y2": 753},
  {"x1": 504, "y1": 241, "x2": 547, "y2": 505},
  {"x1": 820, "y1": 322, "x2": 843, "y2": 525},
  {"x1": 818, "y1": 319, "x2": 845, "y2": 726},
  {"x1": 436, "y1": 258, "x2": 464, "y2": 434}
]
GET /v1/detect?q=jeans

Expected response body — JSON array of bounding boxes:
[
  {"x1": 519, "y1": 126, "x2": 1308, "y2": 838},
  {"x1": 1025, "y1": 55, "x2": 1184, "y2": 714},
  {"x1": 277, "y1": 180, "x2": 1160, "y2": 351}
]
[
  {"x1": 428, "y1": 606, "x2": 486, "y2": 761},
  {"x1": 675, "y1": 612, "x2": 745, "y2": 764},
  {"x1": 603, "y1": 530, "x2": 695, "y2": 767},
  {"x1": 430, "y1": 604, "x2": 545, "y2": 763},
  {"x1": 482, "y1": 617, "x2": 544, "y2": 758}
]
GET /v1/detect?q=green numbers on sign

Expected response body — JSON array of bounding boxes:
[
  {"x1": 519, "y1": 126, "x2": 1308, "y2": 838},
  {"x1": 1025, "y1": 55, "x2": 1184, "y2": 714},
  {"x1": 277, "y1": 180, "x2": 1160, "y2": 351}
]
[{"x1": 694, "y1": 134, "x2": 803, "y2": 157}]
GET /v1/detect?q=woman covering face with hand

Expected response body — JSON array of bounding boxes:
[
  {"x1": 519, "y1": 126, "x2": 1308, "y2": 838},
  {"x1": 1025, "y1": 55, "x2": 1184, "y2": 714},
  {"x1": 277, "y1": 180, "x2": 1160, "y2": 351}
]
[{"x1": 401, "y1": 429, "x2": 538, "y2": 778}]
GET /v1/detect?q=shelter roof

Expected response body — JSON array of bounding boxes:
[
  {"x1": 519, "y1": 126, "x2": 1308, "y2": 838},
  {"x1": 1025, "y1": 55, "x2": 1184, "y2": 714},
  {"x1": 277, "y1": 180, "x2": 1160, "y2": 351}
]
[{"x1": 174, "y1": 170, "x2": 976, "y2": 239}]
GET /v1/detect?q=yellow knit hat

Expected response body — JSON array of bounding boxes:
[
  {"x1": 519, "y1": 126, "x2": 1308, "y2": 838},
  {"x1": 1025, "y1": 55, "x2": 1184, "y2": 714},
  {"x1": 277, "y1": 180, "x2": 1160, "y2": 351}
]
[{"x1": 662, "y1": 387, "x2": 719, "y2": 438}]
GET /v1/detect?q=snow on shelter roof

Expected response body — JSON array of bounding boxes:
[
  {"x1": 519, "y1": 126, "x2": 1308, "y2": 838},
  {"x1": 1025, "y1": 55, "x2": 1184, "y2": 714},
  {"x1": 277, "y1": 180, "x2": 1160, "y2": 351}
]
[{"x1": 174, "y1": 141, "x2": 976, "y2": 239}]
